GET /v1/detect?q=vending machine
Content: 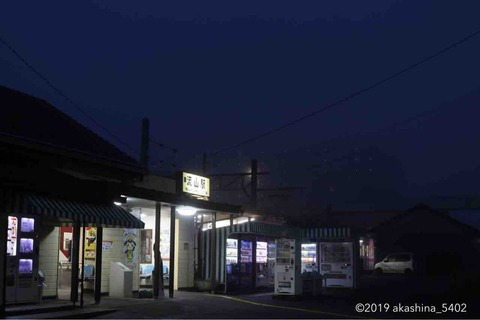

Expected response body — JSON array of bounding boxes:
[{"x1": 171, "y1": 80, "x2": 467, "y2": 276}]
[
  {"x1": 301, "y1": 243, "x2": 318, "y2": 274},
  {"x1": 319, "y1": 242, "x2": 354, "y2": 288},
  {"x1": 255, "y1": 241, "x2": 268, "y2": 287},
  {"x1": 6, "y1": 216, "x2": 40, "y2": 304},
  {"x1": 274, "y1": 238, "x2": 301, "y2": 296},
  {"x1": 239, "y1": 240, "x2": 253, "y2": 289},
  {"x1": 225, "y1": 238, "x2": 238, "y2": 290}
]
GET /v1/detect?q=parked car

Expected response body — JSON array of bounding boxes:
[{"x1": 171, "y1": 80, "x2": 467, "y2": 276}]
[{"x1": 374, "y1": 252, "x2": 413, "y2": 274}]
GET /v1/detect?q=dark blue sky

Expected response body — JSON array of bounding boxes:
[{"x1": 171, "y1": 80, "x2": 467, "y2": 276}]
[{"x1": 1, "y1": 1, "x2": 480, "y2": 210}]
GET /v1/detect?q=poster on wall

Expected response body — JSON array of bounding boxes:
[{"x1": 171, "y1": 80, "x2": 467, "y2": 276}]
[
  {"x1": 7, "y1": 216, "x2": 18, "y2": 256},
  {"x1": 140, "y1": 229, "x2": 152, "y2": 264},
  {"x1": 84, "y1": 227, "x2": 97, "y2": 259},
  {"x1": 102, "y1": 241, "x2": 113, "y2": 251},
  {"x1": 160, "y1": 229, "x2": 170, "y2": 260},
  {"x1": 123, "y1": 229, "x2": 138, "y2": 267}
]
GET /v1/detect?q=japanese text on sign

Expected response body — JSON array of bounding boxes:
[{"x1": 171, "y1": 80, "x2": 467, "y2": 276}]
[{"x1": 182, "y1": 172, "x2": 210, "y2": 197}]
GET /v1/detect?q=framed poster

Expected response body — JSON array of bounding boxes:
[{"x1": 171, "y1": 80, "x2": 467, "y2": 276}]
[
  {"x1": 123, "y1": 229, "x2": 138, "y2": 266},
  {"x1": 140, "y1": 229, "x2": 152, "y2": 264},
  {"x1": 84, "y1": 227, "x2": 97, "y2": 259}
]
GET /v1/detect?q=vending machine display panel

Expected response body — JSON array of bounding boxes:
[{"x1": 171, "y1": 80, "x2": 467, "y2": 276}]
[
  {"x1": 20, "y1": 218, "x2": 35, "y2": 233},
  {"x1": 19, "y1": 238, "x2": 34, "y2": 253},
  {"x1": 18, "y1": 259, "x2": 33, "y2": 274}
]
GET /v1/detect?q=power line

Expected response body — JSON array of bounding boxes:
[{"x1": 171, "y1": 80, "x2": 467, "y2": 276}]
[
  {"x1": 214, "y1": 28, "x2": 480, "y2": 155},
  {"x1": 0, "y1": 35, "x2": 137, "y2": 155},
  {"x1": 148, "y1": 138, "x2": 178, "y2": 153}
]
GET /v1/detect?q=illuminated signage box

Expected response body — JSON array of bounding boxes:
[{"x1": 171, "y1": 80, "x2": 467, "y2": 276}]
[{"x1": 177, "y1": 171, "x2": 210, "y2": 198}]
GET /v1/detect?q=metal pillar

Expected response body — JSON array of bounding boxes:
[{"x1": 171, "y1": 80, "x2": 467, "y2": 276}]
[
  {"x1": 169, "y1": 206, "x2": 176, "y2": 298},
  {"x1": 154, "y1": 202, "x2": 164, "y2": 299},
  {"x1": 0, "y1": 190, "x2": 8, "y2": 315},
  {"x1": 94, "y1": 227, "x2": 103, "y2": 304},
  {"x1": 70, "y1": 222, "x2": 81, "y2": 304},
  {"x1": 80, "y1": 226, "x2": 85, "y2": 307},
  {"x1": 210, "y1": 212, "x2": 217, "y2": 293}
]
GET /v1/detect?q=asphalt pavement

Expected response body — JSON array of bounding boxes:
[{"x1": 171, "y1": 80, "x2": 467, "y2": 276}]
[{"x1": 4, "y1": 274, "x2": 479, "y2": 319}]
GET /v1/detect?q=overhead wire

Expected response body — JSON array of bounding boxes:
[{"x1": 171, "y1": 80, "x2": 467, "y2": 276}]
[{"x1": 214, "y1": 28, "x2": 480, "y2": 155}]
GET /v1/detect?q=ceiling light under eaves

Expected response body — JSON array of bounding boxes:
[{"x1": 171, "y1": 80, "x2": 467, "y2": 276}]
[{"x1": 176, "y1": 207, "x2": 197, "y2": 216}]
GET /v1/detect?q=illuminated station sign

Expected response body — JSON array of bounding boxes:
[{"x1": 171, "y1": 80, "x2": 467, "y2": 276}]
[{"x1": 179, "y1": 172, "x2": 210, "y2": 198}]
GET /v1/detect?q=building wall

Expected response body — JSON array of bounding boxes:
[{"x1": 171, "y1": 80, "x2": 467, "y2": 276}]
[{"x1": 39, "y1": 226, "x2": 59, "y2": 297}]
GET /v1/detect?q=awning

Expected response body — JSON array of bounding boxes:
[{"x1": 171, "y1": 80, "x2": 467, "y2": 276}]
[{"x1": 25, "y1": 194, "x2": 144, "y2": 229}]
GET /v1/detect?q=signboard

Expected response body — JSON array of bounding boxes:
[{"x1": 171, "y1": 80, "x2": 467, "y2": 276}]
[{"x1": 179, "y1": 172, "x2": 210, "y2": 198}]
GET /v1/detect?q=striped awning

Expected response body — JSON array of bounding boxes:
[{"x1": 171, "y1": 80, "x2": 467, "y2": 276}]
[
  {"x1": 25, "y1": 194, "x2": 144, "y2": 228},
  {"x1": 303, "y1": 227, "x2": 351, "y2": 239}
]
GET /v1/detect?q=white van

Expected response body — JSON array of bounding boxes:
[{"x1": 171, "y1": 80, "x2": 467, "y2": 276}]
[{"x1": 374, "y1": 252, "x2": 413, "y2": 274}]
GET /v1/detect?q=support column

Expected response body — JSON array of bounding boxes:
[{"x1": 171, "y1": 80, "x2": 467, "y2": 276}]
[
  {"x1": 0, "y1": 190, "x2": 8, "y2": 315},
  {"x1": 252, "y1": 239, "x2": 257, "y2": 289},
  {"x1": 80, "y1": 226, "x2": 85, "y2": 307},
  {"x1": 210, "y1": 212, "x2": 217, "y2": 293},
  {"x1": 198, "y1": 214, "x2": 204, "y2": 279},
  {"x1": 94, "y1": 227, "x2": 103, "y2": 304},
  {"x1": 169, "y1": 206, "x2": 176, "y2": 298},
  {"x1": 71, "y1": 222, "x2": 81, "y2": 304},
  {"x1": 154, "y1": 202, "x2": 164, "y2": 299}
]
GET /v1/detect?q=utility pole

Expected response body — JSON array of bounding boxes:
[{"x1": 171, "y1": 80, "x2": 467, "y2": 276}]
[
  {"x1": 203, "y1": 153, "x2": 208, "y2": 175},
  {"x1": 140, "y1": 118, "x2": 150, "y2": 167},
  {"x1": 250, "y1": 159, "x2": 258, "y2": 211}
]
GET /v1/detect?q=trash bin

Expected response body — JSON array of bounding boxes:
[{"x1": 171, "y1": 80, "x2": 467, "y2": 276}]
[{"x1": 37, "y1": 270, "x2": 46, "y2": 303}]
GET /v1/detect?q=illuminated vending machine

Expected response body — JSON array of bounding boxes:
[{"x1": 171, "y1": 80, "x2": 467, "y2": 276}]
[
  {"x1": 6, "y1": 216, "x2": 40, "y2": 304},
  {"x1": 319, "y1": 242, "x2": 354, "y2": 288},
  {"x1": 239, "y1": 240, "x2": 253, "y2": 289},
  {"x1": 225, "y1": 238, "x2": 238, "y2": 290},
  {"x1": 255, "y1": 241, "x2": 268, "y2": 287},
  {"x1": 301, "y1": 243, "x2": 318, "y2": 274},
  {"x1": 274, "y1": 238, "x2": 301, "y2": 296}
]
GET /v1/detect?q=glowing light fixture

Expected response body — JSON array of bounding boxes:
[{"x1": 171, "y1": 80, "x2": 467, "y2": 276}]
[
  {"x1": 176, "y1": 207, "x2": 197, "y2": 216},
  {"x1": 114, "y1": 202, "x2": 122, "y2": 206}
]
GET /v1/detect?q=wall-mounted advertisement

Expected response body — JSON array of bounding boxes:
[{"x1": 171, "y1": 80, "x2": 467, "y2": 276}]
[
  {"x1": 84, "y1": 227, "x2": 97, "y2": 259},
  {"x1": 140, "y1": 229, "x2": 153, "y2": 264},
  {"x1": 123, "y1": 229, "x2": 138, "y2": 267},
  {"x1": 7, "y1": 216, "x2": 18, "y2": 256},
  {"x1": 102, "y1": 241, "x2": 113, "y2": 252},
  {"x1": 160, "y1": 228, "x2": 170, "y2": 260}
]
